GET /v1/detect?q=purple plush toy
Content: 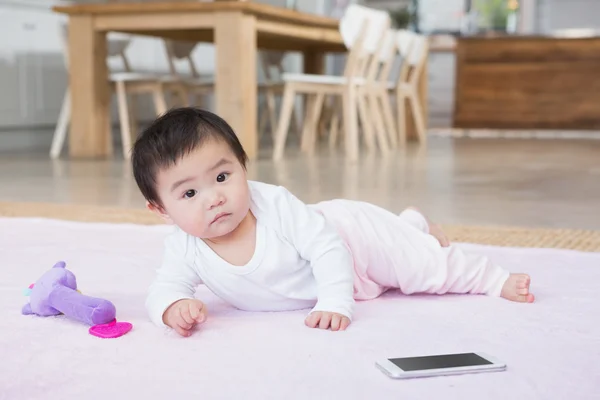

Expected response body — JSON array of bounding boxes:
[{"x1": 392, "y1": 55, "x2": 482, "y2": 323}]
[{"x1": 22, "y1": 261, "x2": 116, "y2": 326}]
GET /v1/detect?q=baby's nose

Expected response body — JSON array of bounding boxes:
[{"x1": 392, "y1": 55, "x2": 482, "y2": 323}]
[{"x1": 208, "y1": 196, "x2": 225, "y2": 209}]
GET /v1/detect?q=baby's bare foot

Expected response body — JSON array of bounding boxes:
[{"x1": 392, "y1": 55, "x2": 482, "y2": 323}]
[{"x1": 501, "y1": 273, "x2": 535, "y2": 303}]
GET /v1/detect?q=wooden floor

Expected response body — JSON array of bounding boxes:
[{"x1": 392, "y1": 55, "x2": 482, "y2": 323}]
[{"x1": 1, "y1": 137, "x2": 598, "y2": 230}]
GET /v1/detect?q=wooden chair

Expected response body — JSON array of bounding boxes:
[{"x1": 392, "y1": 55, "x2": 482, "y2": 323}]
[
  {"x1": 163, "y1": 40, "x2": 214, "y2": 108},
  {"x1": 272, "y1": 4, "x2": 391, "y2": 161},
  {"x1": 329, "y1": 28, "x2": 398, "y2": 155},
  {"x1": 393, "y1": 30, "x2": 428, "y2": 145},
  {"x1": 257, "y1": 51, "x2": 300, "y2": 141},
  {"x1": 364, "y1": 29, "x2": 399, "y2": 151},
  {"x1": 50, "y1": 27, "x2": 173, "y2": 159}
]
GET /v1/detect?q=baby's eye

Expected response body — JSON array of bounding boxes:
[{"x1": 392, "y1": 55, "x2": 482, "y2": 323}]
[
  {"x1": 183, "y1": 189, "x2": 197, "y2": 199},
  {"x1": 216, "y1": 173, "x2": 230, "y2": 183}
]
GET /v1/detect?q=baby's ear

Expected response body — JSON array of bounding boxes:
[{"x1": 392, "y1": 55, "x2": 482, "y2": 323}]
[{"x1": 146, "y1": 201, "x2": 174, "y2": 224}]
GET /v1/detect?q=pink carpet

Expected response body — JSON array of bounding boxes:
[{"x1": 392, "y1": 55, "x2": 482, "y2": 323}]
[{"x1": 1, "y1": 218, "x2": 599, "y2": 399}]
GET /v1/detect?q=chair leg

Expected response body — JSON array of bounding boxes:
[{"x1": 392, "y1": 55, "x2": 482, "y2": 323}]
[
  {"x1": 290, "y1": 105, "x2": 301, "y2": 140},
  {"x1": 115, "y1": 81, "x2": 133, "y2": 159},
  {"x1": 342, "y1": 85, "x2": 359, "y2": 161},
  {"x1": 168, "y1": 86, "x2": 186, "y2": 108},
  {"x1": 192, "y1": 88, "x2": 208, "y2": 109},
  {"x1": 300, "y1": 94, "x2": 315, "y2": 152},
  {"x1": 356, "y1": 89, "x2": 375, "y2": 151},
  {"x1": 397, "y1": 92, "x2": 407, "y2": 146},
  {"x1": 50, "y1": 90, "x2": 71, "y2": 159},
  {"x1": 189, "y1": 90, "x2": 197, "y2": 108},
  {"x1": 302, "y1": 92, "x2": 325, "y2": 155},
  {"x1": 329, "y1": 113, "x2": 340, "y2": 149},
  {"x1": 317, "y1": 96, "x2": 335, "y2": 140},
  {"x1": 265, "y1": 88, "x2": 278, "y2": 140},
  {"x1": 273, "y1": 84, "x2": 296, "y2": 161},
  {"x1": 316, "y1": 102, "x2": 328, "y2": 140},
  {"x1": 258, "y1": 98, "x2": 268, "y2": 139},
  {"x1": 409, "y1": 92, "x2": 427, "y2": 145},
  {"x1": 177, "y1": 85, "x2": 190, "y2": 107},
  {"x1": 380, "y1": 90, "x2": 398, "y2": 149},
  {"x1": 152, "y1": 85, "x2": 168, "y2": 117},
  {"x1": 190, "y1": 86, "x2": 209, "y2": 109},
  {"x1": 128, "y1": 94, "x2": 139, "y2": 142},
  {"x1": 328, "y1": 96, "x2": 341, "y2": 149},
  {"x1": 368, "y1": 91, "x2": 390, "y2": 156}
]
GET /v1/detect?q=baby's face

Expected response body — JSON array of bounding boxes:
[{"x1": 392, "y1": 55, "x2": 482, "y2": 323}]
[{"x1": 152, "y1": 138, "x2": 251, "y2": 240}]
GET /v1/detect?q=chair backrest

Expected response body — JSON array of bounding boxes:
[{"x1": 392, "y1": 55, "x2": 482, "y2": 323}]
[
  {"x1": 339, "y1": 4, "x2": 391, "y2": 79},
  {"x1": 396, "y1": 30, "x2": 414, "y2": 59},
  {"x1": 164, "y1": 40, "x2": 200, "y2": 78},
  {"x1": 367, "y1": 28, "x2": 398, "y2": 83},
  {"x1": 260, "y1": 51, "x2": 286, "y2": 83},
  {"x1": 407, "y1": 34, "x2": 428, "y2": 67},
  {"x1": 59, "y1": 24, "x2": 132, "y2": 71},
  {"x1": 394, "y1": 31, "x2": 428, "y2": 88},
  {"x1": 339, "y1": 5, "x2": 389, "y2": 52},
  {"x1": 377, "y1": 29, "x2": 398, "y2": 62}
]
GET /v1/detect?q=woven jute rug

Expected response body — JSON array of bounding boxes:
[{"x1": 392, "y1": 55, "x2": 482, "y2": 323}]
[{"x1": 1, "y1": 201, "x2": 599, "y2": 253}]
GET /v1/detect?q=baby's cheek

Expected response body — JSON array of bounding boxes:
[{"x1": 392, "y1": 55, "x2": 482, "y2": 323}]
[
  {"x1": 190, "y1": 217, "x2": 208, "y2": 235},
  {"x1": 233, "y1": 189, "x2": 251, "y2": 214},
  {"x1": 174, "y1": 212, "x2": 206, "y2": 237}
]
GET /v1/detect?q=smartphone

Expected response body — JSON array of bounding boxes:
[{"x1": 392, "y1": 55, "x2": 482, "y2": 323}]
[{"x1": 376, "y1": 352, "x2": 506, "y2": 379}]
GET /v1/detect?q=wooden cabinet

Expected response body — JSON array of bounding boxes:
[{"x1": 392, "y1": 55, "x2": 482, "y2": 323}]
[{"x1": 454, "y1": 36, "x2": 600, "y2": 130}]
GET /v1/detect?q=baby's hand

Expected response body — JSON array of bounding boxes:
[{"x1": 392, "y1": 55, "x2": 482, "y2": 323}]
[
  {"x1": 163, "y1": 299, "x2": 207, "y2": 337},
  {"x1": 305, "y1": 311, "x2": 350, "y2": 331}
]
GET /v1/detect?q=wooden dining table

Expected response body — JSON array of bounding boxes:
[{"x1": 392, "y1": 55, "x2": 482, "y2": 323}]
[{"x1": 52, "y1": 1, "x2": 347, "y2": 160}]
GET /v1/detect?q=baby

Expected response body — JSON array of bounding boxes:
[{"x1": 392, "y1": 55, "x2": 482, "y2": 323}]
[{"x1": 132, "y1": 108, "x2": 534, "y2": 337}]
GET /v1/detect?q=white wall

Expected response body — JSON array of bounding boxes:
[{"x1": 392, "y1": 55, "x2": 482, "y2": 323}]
[
  {"x1": 537, "y1": 0, "x2": 600, "y2": 33},
  {"x1": 418, "y1": 0, "x2": 465, "y2": 33}
]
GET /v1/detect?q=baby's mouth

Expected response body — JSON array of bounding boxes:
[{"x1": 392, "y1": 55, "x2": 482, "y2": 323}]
[{"x1": 210, "y1": 212, "x2": 231, "y2": 225}]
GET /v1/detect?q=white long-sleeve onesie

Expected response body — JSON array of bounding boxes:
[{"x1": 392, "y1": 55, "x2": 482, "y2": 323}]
[{"x1": 146, "y1": 181, "x2": 509, "y2": 327}]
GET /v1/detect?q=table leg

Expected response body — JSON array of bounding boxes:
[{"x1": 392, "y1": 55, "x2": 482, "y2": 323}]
[
  {"x1": 68, "y1": 16, "x2": 111, "y2": 158},
  {"x1": 215, "y1": 12, "x2": 257, "y2": 159},
  {"x1": 303, "y1": 50, "x2": 325, "y2": 75}
]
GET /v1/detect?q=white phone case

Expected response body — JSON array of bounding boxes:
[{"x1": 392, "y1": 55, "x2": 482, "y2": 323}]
[{"x1": 375, "y1": 352, "x2": 507, "y2": 379}]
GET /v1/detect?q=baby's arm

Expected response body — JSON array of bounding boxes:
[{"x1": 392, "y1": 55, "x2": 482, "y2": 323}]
[
  {"x1": 146, "y1": 232, "x2": 204, "y2": 330},
  {"x1": 275, "y1": 188, "x2": 355, "y2": 327}
]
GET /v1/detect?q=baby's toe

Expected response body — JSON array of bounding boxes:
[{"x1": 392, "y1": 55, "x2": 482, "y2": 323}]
[
  {"x1": 525, "y1": 293, "x2": 535, "y2": 303},
  {"x1": 514, "y1": 293, "x2": 535, "y2": 303},
  {"x1": 516, "y1": 275, "x2": 531, "y2": 289},
  {"x1": 517, "y1": 287, "x2": 530, "y2": 295}
]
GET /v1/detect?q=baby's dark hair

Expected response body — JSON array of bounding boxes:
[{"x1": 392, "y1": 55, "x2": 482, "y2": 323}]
[{"x1": 131, "y1": 107, "x2": 248, "y2": 207}]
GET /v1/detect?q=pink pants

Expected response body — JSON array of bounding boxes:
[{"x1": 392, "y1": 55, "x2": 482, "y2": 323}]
[{"x1": 311, "y1": 200, "x2": 509, "y2": 300}]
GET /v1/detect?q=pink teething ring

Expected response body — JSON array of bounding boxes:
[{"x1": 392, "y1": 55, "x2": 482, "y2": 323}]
[{"x1": 89, "y1": 319, "x2": 133, "y2": 338}]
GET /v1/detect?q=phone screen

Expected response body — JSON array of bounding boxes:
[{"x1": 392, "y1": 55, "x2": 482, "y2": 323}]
[{"x1": 389, "y1": 353, "x2": 493, "y2": 371}]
